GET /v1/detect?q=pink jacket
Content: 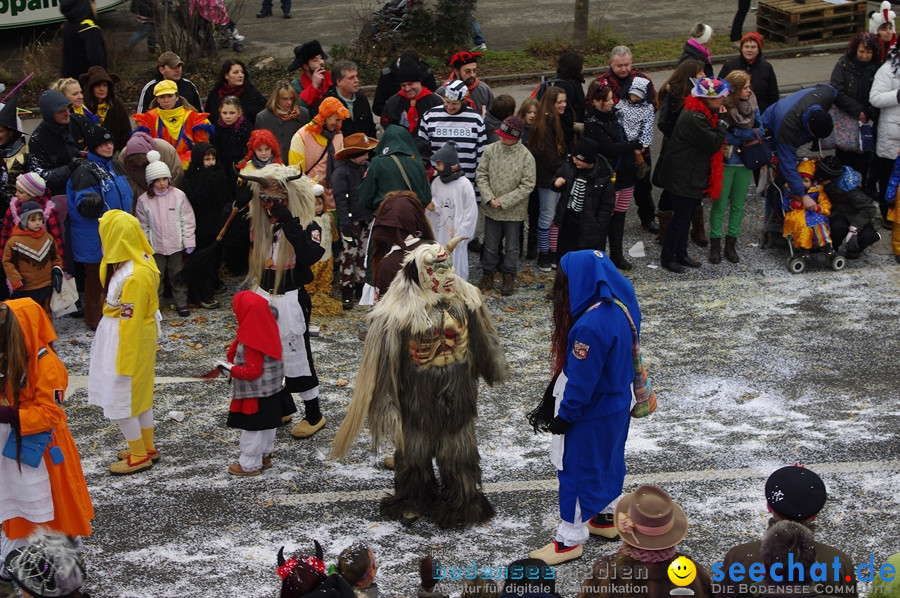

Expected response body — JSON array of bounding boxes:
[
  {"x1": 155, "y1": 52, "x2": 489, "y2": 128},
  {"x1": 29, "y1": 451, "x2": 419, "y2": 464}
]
[{"x1": 135, "y1": 186, "x2": 197, "y2": 256}]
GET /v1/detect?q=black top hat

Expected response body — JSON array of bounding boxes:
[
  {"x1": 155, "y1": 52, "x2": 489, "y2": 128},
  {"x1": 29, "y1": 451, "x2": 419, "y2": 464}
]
[
  {"x1": 288, "y1": 40, "x2": 327, "y2": 72},
  {"x1": 0, "y1": 89, "x2": 22, "y2": 134}
]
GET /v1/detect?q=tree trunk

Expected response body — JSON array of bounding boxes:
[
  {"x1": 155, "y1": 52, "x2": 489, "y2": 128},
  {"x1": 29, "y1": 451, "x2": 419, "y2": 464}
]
[{"x1": 573, "y1": 0, "x2": 589, "y2": 49}]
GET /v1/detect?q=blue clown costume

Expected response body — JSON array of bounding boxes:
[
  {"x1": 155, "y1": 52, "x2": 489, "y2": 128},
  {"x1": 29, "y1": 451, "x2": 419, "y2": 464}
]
[{"x1": 531, "y1": 249, "x2": 640, "y2": 565}]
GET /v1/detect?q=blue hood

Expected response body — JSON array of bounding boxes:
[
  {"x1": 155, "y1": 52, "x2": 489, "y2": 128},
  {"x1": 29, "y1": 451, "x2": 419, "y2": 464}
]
[{"x1": 560, "y1": 249, "x2": 641, "y2": 329}]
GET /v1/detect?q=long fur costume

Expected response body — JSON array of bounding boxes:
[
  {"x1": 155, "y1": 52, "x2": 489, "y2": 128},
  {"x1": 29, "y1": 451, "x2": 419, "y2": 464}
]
[
  {"x1": 244, "y1": 163, "x2": 316, "y2": 293},
  {"x1": 330, "y1": 240, "x2": 509, "y2": 528}
]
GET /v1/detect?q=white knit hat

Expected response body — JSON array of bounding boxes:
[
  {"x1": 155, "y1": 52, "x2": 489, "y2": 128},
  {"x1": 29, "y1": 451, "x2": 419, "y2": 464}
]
[
  {"x1": 870, "y1": 1, "x2": 896, "y2": 34},
  {"x1": 145, "y1": 150, "x2": 172, "y2": 184},
  {"x1": 691, "y1": 23, "x2": 713, "y2": 45}
]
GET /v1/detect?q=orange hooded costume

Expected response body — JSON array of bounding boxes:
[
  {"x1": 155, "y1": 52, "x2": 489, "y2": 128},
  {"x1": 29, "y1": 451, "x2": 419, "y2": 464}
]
[{"x1": 0, "y1": 298, "x2": 94, "y2": 540}]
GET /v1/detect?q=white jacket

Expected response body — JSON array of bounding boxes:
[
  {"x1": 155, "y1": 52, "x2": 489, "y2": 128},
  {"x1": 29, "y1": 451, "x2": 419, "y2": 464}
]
[
  {"x1": 136, "y1": 186, "x2": 197, "y2": 256},
  {"x1": 869, "y1": 60, "x2": 900, "y2": 159}
]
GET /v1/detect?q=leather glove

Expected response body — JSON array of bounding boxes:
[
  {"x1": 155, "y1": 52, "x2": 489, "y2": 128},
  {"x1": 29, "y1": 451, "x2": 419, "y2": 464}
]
[
  {"x1": 214, "y1": 360, "x2": 233, "y2": 372},
  {"x1": 0, "y1": 405, "x2": 17, "y2": 426},
  {"x1": 843, "y1": 227, "x2": 859, "y2": 253},
  {"x1": 52, "y1": 267, "x2": 64, "y2": 293},
  {"x1": 548, "y1": 415, "x2": 570, "y2": 435},
  {"x1": 268, "y1": 204, "x2": 292, "y2": 223},
  {"x1": 76, "y1": 192, "x2": 104, "y2": 218},
  {"x1": 185, "y1": 247, "x2": 195, "y2": 255}
]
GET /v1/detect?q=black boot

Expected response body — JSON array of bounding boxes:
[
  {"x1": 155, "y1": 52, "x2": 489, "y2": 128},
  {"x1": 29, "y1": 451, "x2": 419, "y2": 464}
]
[
  {"x1": 608, "y1": 212, "x2": 633, "y2": 270},
  {"x1": 708, "y1": 237, "x2": 722, "y2": 264},
  {"x1": 724, "y1": 235, "x2": 740, "y2": 263}
]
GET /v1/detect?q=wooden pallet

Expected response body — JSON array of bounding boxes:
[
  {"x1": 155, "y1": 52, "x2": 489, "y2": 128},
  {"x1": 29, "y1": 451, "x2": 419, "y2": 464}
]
[{"x1": 757, "y1": 0, "x2": 866, "y2": 45}]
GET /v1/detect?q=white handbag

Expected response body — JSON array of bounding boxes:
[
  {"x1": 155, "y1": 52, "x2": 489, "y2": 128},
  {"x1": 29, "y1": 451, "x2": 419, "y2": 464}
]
[{"x1": 50, "y1": 275, "x2": 78, "y2": 317}]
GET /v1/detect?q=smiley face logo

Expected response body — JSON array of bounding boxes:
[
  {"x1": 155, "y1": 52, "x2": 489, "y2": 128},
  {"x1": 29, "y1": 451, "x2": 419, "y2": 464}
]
[{"x1": 667, "y1": 556, "x2": 697, "y2": 587}]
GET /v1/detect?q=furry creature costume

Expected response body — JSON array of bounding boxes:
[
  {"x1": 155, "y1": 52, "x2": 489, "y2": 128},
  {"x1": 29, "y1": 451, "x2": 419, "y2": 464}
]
[{"x1": 331, "y1": 239, "x2": 509, "y2": 528}]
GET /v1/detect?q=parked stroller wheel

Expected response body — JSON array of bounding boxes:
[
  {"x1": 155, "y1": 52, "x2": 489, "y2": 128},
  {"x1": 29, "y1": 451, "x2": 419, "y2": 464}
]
[
  {"x1": 787, "y1": 256, "x2": 806, "y2": 274},
  {"x1": 830, "y1": 254, "x2": 846, "y2": 271}
]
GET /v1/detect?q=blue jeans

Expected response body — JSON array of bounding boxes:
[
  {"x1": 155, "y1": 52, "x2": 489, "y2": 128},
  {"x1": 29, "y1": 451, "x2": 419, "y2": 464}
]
[
  {"x1": 261, "y1": 0, "x2": 291, "y2": 13},
  {"x1": 471, "y1": 14, "x2": 485, "y2": 45},
  {"x1": 127, "y1": 20, "x2": 157, "y2": 49}
]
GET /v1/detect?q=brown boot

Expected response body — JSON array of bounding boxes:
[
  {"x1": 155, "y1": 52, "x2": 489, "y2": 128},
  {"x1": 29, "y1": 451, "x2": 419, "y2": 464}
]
[
  {"x1": 478, "y1": 271, "x2": 495, "y2": 293},
  {"x1": 690, "y1": 206, "x2": 708, "y2": 247},
  {"x1": 655, "y1": 210, "x2": 672, "y2": 244},
  {"x1": 725, "y1": 235, "x2": 740, "y2": 263},
  {"x1": 708, "y1": 237, "x2": 722, "y2": 264},
  {"x1": 500, "y1": 272, "x2": 515, "y2": 296}
]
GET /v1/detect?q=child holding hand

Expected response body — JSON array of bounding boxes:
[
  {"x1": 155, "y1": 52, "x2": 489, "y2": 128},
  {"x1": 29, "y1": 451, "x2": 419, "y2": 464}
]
[
  {"x1": 135, "y1": 151, "x2": 196, "y2": 317},
  {"x1": 216, "y1": 290, "x2": 285, "y2": 477}
]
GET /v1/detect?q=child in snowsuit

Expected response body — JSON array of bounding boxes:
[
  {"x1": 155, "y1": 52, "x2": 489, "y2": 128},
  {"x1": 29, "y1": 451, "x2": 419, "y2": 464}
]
[
  {"x1": 782, "y1": 158, "x2": 833, "y2": 258},
  {"x1": 2, "y1": 202, "x2": 64, "y2": 316},
  {"x1": 216, "y1": 290, "x2": 285, "y2": 476},
  {"x1": 135, "y1": 151, "x2": 196, "y2": 317},
  {"x1": 425, "y1": 141, "x2": 477, "y2": 281}
]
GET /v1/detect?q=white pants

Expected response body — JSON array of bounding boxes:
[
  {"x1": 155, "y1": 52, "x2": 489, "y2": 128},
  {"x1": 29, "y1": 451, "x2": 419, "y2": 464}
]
[
  {"x1": 555, "y1": 496, "x2": 620, "y2": 547},
  {"x1": 239, "y1": 429, "x2": 276, "y2": 472}
]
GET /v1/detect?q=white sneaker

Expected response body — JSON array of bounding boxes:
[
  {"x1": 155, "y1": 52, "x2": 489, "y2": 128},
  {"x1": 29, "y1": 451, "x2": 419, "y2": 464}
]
[
  {"x1": 232, "y1": 30, "x2": 245, "y2": 41},
  {"x1": 472, "y1": 43, "x2": 487, "y2": 51}
]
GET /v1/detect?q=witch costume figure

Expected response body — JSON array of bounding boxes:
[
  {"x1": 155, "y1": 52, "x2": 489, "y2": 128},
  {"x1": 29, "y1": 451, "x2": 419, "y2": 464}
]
[
  {"x1": 240, "y1": 163, "x2": 327, "y2": 440},
  {"x1": 527, "y1": 249, "x2": 642, "y2": 566},
  {"x1": 330, "y1": 239, "x2": 509, "y2": 528}
]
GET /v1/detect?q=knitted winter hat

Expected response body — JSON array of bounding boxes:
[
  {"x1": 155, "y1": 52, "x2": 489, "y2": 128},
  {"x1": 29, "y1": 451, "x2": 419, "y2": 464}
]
[
  {"x1": 691, "y1": 23, "x2": 713, "y2": 45},
  {"x1": 4, "y1": 530, "x2": 86, "y2": 598},
  {"x1": 16, "y1": 172, "x2": 46, "y2": 198},
  {"x1": 815, "y1": 155, "x2": 843, "y2": 181},
  {"x1": 740, "y1": 31, "x2": 764, "y2": 51},
  {"x1": 765, "y1": 465, "x2": 827, "y2": 521},
  {"x1": 19, "y1": 201, "x2": 44, "y2": 226},
  {"x1": 396, "y1": 58, "x2": 421, "y2": 83},
  {"x1": 124, "y1": 131, "x2": 156, "y2": 157},
  {"x1": 443, "y1": 80, "x2": 468, "y2": 102},
  {"x1": 870, "y1": 1, "x2": 896, "y2": 34},
  {"x1": 145, "y1": 150, "x2": 172, "y2": 184},
  {"x1": 571, "y1": 137, "x2": 599, "y2": 164},
  {"x1": 431, "y1": 140, "x2": 459, "y2": 169},
  {"x1": 807, "y1": 108, "x2": 834, "y2": 139},
  {"x1": 86, "y1": 126, "x2": 113, "y2": 151},
  {"x1": 495, "y1": 115, "x2": 525, "y2": 140}
]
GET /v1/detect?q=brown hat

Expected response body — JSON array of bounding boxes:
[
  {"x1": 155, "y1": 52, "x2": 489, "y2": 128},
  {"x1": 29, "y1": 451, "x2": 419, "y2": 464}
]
[
  {"x1": 614, "y1": 485, "x2": 688, "y2": 550},
  {"x1": 157, "y1": 51, "x2": 184, "y2": 69},
  {"x1": 335, "y1": 133, "x2": 377, "y2": 159}
]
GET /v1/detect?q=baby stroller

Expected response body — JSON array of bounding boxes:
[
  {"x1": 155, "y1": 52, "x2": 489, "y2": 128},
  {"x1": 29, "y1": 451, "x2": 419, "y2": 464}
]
[
  {"x1": 359, "y1": 0, "x2": 419, "y2": 45},
  {"x1": 189, "y1": 0, "x2": 245, "y2": 52},
  {"x1": 760, "y1": 156, "x2": 845, "y2": 274}
]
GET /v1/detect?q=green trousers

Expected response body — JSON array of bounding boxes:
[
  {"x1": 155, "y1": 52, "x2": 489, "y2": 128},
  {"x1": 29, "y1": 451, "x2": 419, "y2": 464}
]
[{"x1": 710, "y1": 165, "x2": 752, "y2": 239}]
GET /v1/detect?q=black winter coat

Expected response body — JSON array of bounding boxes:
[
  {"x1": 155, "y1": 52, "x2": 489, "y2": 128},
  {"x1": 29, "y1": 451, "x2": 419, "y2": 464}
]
[
  {"x1": 372, "y1": 58, "x2": 438, "y2": 116},
  {"x1": 205, "y1": 83, "x2": 268, "y2": 127},
  {"x1": 26, "y1": 116, "x2": 91, "y2": 196},
  {"x1": 678, "y1": 41, "x2": 713, "y2": 77},
  {"x1": 553, "y1": 157, "x2": 615, "y2": 250},
  {"x1": 332, "y1": 158, "x2": 371, "y2": 231},
  {"x1": 583, "y1": 105, "x2": 641, "y2": 189},
  {"x1": 658, "y1": 104, "x2": 728, "y2": 199},
  {"x1": 183, "y1": 143, "x2": 232, "y2": 246},
  {"x1": 829, "y1": 55, "x2": 879, "y2": 123},
  {"x1": 212, "y1": 119, "x2": 253, "y2": 175},
  {"x1": 60, "y1": 0, "x2": 107, "y2": 78},
  {"x1": 323, "y1": 87, "x2": 377, "y2": 138},
  {"x1": 718, "y1": 54, "x2": 780, "y2": 114}
]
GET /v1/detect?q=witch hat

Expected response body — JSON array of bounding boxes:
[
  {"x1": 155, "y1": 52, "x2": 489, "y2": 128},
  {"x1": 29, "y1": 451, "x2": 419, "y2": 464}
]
[{"x1": 0, "y1": 89, "x2": 23, "y2": 134}]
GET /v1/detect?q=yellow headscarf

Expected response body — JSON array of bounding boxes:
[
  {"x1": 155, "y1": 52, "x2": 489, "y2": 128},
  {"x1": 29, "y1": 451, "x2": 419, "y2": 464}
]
[{"x1": 98, "y1": 210, "x2": 159, "y2": 286}]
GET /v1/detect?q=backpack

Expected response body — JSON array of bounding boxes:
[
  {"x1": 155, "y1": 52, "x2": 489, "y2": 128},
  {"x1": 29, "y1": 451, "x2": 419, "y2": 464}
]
[{"x1": 529, "y1": 76, "x2": 567, "y2": 101}]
